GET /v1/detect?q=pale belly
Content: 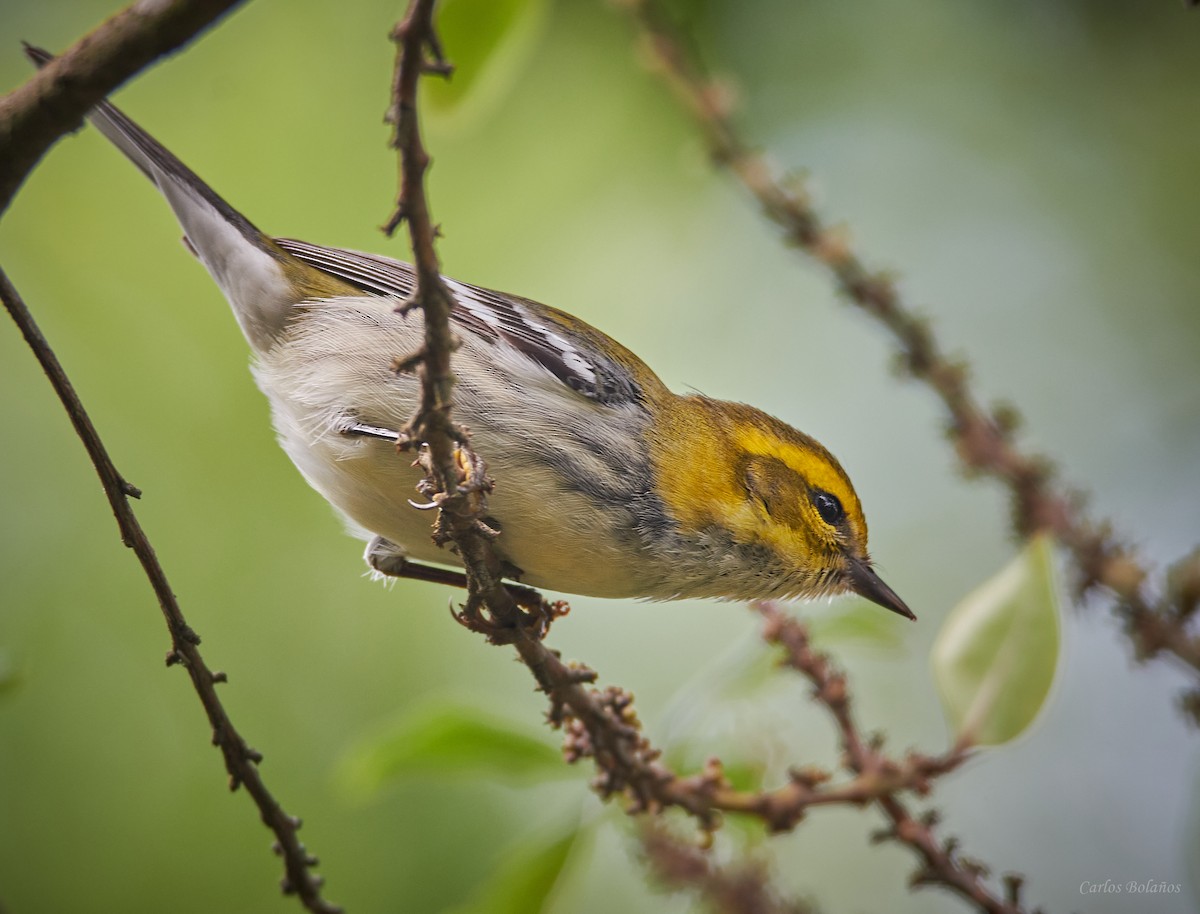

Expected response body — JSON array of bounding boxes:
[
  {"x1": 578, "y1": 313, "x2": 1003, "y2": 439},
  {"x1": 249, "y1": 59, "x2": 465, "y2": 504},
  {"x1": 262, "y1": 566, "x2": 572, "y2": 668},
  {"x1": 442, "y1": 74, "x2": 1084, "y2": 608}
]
[
  {"x1": 252, "y1": 299, "x2": 656, "y2": 599},
  {"x1": 276, "y1": 413, "x2": 649, "y2": 599}
]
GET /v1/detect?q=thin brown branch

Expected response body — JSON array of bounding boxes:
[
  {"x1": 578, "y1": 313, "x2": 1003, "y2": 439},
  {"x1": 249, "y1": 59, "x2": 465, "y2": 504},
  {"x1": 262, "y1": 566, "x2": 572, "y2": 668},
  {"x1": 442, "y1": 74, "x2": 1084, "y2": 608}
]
[
  {"x1": 1, "y1": 267, "x2": 340, "y2": 914},
  {"x1": 382, "y1": 0, "x2": 544, "y2": 644},
  {"x1": 501, "y1": 620, "x2": 968, "y2": 838},
  {"x1": 756, "y1": 602, "x2": 1030, "y2": 914},
  {"x1": 2, "y1": 6, "x2": 342, "y2": 909},
  {"x1": 640, "y1": 824, "x2": 815, "y2": 914},
  {"x1": 0, "y1": 0, "x2": 246, "y2": 215},
  {"x1": 622, "y1": 0, "x2": 1200, "y2": 717},
  {"x1": 383, "y1": 0, "x2": 459, "y2": 450}
]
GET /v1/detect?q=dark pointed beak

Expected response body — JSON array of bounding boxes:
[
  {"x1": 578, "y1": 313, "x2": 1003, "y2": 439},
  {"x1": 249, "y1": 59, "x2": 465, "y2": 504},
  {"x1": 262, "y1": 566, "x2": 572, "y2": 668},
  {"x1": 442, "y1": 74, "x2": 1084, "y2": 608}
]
[{"x1": 847, "y1": 556, "x2": 916, "y2": 620}]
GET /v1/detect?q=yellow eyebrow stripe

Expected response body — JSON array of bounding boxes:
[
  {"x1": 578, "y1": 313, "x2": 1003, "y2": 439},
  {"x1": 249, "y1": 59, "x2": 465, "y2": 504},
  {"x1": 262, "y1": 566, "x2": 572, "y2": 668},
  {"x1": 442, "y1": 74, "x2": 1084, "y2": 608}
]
[{"x1": 732, "y1": 424, "x2": 853, "y2": 503}]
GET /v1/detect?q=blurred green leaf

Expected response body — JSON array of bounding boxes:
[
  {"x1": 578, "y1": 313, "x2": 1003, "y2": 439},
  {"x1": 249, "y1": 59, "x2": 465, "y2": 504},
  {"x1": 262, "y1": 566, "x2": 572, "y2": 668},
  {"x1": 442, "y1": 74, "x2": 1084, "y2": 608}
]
[
  {"x1": 657, "y1": 634, "x2": 774, "y2": 744},
  {"x1": 446, "y1": 820, "x2": 581, "y2": 914},
  {"x1": 808, "y1": 602, "x2": 905, "y2": 650},
  {"x1": 659, "y1": 633, "x2": 815, "y2": 796},
  {"x1": 426, "y1": 0, "x2": 550, "y2": 127},
  {"x1": 339, "y1": 703, "x2": 567, "y2": 796},
  {"x1": 718, "y1": 760, "x2": 767, "y2": 794},
  {"x1": 695, "y1": 633, "x2": 780, "y2": 701},
  {"x1": 931, "y1": 535, "x2": 1061, "y2": 745}
]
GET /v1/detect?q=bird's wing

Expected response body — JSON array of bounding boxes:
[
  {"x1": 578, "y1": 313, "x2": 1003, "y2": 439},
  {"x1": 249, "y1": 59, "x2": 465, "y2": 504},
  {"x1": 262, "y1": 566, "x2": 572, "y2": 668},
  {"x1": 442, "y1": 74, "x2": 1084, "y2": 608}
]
[{"x1": 277, "y1": 238, "x2": 646, "y2": 406}]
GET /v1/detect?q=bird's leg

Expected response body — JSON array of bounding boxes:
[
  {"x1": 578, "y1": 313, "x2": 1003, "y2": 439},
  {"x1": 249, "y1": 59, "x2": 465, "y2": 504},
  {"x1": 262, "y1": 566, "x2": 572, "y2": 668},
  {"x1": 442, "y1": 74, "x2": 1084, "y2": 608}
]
[
  {"x1": 365, "y1": 535, "x2": 486, "y2": 588},
  {"x1": 364, "y1": 540, "x2": 563, "y2": 640},
  {"x1": 343, "y1": 418, "x2": 564, "y2": 639},
  {"x1": 337, "y1": 418, "x2": 402, "y2": 444}
]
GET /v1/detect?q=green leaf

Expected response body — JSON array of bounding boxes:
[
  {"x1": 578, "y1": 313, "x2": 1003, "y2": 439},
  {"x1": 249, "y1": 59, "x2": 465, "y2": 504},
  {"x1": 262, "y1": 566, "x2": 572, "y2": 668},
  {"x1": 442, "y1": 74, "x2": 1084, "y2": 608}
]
[
  {"x1": 426, "y1": 0, "x2": 550, "y2": 127},
  {"x1": 718, "y1": 760, "x2": 767, "y2": 794},
  {"x1": 659, "y1": 634, "x2": 813, "y2": 796},
  {"x1": 445, "y1": 821, "x2": 581, "y2": 914},
  {"x1": 807, "y1": 602, "x2": 905, "y2": 651},
  {"x1": 338, "y1": 703, "x2": 567, "y2": 797},
  {"x1": 931, "y1": 534, "x2": 1061, "y2": 745}
]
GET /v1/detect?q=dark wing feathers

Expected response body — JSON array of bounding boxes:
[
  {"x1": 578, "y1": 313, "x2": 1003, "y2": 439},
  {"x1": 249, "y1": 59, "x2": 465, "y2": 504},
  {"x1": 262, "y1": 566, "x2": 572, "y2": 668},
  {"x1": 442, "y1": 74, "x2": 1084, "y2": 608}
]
[
  {"x1": 274, "y1": 239, "x2": 417, "y2": 299},
  {"x1": 277, "y1": 238, "x2": 641, "y2": 405}
]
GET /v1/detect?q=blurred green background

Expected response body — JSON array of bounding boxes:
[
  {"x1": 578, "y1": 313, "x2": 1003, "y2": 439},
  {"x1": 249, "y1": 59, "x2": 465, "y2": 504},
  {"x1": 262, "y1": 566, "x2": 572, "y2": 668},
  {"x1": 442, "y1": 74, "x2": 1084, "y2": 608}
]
[{"x1": 2, "y1": 1, "x2": 1198, "y2": 912}]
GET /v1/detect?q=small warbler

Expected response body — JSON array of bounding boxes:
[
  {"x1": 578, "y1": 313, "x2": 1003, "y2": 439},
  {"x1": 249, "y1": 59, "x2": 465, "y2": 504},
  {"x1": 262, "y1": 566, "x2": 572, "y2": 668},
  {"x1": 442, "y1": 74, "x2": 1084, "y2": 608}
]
[{"x1": 26, "y1": 46, "x2": 914, "y2": 620}]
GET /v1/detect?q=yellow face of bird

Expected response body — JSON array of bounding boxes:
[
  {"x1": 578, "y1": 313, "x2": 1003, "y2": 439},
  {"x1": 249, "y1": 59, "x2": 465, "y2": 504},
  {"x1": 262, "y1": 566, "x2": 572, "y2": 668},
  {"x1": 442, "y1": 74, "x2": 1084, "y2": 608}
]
[
  {"x1": 735, "y1": 423, "x2": 866, "y2": 577},
  {"x1": 649, "y1": 396, "x2": 914, "y2": 618}
]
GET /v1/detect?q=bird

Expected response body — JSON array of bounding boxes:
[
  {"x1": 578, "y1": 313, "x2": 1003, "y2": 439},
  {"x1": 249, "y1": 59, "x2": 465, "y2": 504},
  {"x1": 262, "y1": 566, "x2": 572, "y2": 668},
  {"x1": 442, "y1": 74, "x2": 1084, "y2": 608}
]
[{"x1": 24, "y1": 44, "x2": 914, "y2": 620}]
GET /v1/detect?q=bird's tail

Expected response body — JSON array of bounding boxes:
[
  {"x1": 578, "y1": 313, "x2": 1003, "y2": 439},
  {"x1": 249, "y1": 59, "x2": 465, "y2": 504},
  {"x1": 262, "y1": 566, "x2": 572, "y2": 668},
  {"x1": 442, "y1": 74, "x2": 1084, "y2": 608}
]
[{"x1": 23, "y1": 44, "x2": 352, "y2": 353}]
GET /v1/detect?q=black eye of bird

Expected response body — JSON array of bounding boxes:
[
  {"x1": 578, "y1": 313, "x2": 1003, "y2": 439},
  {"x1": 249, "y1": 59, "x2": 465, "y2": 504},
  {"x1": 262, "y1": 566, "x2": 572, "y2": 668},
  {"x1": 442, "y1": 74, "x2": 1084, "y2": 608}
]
[{"x1": 812, "y1": 491, "x2": 844, "y2": 525}]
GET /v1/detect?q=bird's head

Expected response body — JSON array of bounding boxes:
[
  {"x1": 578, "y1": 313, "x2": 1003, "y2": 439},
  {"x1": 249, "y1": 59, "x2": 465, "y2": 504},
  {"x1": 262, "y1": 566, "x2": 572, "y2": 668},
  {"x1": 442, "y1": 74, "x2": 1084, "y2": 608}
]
[{"x1": 650, "y1": 397, "x2": 915, "y2": 619}]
